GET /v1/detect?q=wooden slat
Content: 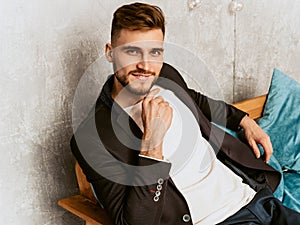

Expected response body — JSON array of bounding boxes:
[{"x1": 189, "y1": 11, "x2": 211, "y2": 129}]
[
  {"x1": 58, "y1": 195, "x2": 113, "y2": 225},
  {"x1": 232, "y1": 94, "x2": 267, "y2": 120},
  {"x1": 75, "y1": 162, "x2": 98, "y2": 203}
]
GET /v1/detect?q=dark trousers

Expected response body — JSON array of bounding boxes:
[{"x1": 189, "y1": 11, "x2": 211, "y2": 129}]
[{"x1": 218, "y1": 188, "x2": 300, "y2": 225}]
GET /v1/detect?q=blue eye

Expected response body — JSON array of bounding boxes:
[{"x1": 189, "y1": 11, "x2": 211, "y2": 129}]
[
  {"x1": 150, "y1": 49, "x2": 163, "y2": 57},
  {"x1": 126, "y1": 49, "x2": 140, "y2": 56}
]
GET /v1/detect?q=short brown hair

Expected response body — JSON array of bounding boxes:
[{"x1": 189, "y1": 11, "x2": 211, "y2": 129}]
[{"x1": 111, "y1": 2, "x2": 165, "y2": 44}]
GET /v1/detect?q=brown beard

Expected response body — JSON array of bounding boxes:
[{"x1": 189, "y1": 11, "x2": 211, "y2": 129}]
[{"x1": 115, "y1": 69, "x2": 157, "y2": 96}]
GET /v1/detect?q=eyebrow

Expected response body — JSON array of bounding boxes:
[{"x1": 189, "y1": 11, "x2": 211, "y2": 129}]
[
  {"x1": 121, "y1": 46, "x2": 142, "y2": 51},
  {"x1": 151, "y1": 47, "x2": 164, "y2": 52},
  {"x1": 121, "y1": 46, "x2": 164, "y2": 52}
]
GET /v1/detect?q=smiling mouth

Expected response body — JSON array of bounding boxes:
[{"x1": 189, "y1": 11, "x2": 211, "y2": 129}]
[{"x1": 132, "y1": 73, "x2": 153, "y2": 80}]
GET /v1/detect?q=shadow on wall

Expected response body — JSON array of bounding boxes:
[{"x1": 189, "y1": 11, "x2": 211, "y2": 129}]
[{"x1": 36, "y1": 33, "x2": 104, "y2": 224}]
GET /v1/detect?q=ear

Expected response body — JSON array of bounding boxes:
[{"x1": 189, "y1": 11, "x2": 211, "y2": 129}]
[{"x1": 105, "y1": 43, "x2": 113, "y2": 62}]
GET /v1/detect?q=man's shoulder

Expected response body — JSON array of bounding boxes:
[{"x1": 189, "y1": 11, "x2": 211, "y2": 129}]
[
  {"x1": 160, "y1": 63, "x2": 188, "y2": 89},
  {"x1": 73, "y1": 76, "x2": 114, "y2": 134},
  {"x1": 160, "y1": 63, "x2": 181, "y2": 79}
]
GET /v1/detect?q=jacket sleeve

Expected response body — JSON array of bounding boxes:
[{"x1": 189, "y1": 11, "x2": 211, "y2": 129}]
[
  {"x1": 70, "y1": 127, "x2": 172, "y2": 225},
  {"x1": 187, "y1": 88, "x2": 247, "y2": 131}
]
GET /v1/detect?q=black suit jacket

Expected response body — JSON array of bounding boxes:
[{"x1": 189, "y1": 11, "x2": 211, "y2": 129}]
[{"x1": 71, "y1": 63, "x2": 281, "y2": 225}]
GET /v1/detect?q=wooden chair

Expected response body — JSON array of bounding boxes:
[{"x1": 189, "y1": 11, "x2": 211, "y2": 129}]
[
  {"x1": 58, "y1": 162, "x2": 113, "y2": 225},
  {"x1": 58, "y1": 94, "x2": 267, "y2": 225}
]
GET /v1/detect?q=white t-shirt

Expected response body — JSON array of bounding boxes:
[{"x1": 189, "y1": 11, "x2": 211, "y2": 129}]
[{"x1": 124, "y1": 86, "x2": 256, "y2": 224}]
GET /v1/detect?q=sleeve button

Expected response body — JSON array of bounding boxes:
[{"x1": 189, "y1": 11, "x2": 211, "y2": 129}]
[
  {"x1": 182, "y1": 214, "x2": 190, "y2": 222},
  {"x1": 158, "y1": 178, "x2": 164, "y2": 184},
  {"x1": 153, "y1": 196, "x2": 159, "y2": 202}
]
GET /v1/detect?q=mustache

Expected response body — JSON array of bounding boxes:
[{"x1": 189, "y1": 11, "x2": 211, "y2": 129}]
[{"x1": 129, "y1": 69, "x2": 156, "y2": 76}]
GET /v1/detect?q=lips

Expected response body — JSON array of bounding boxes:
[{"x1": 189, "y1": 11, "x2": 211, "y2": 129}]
[{"x1": 132, "y1": 73, "x2": 152, "y2": 80}]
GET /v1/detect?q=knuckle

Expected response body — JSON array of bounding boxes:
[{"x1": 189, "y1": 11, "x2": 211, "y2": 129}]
[
  {"x1": 262, "y1": 136, "x2": 270, "y2": 144},
  {"x1": 150, "y1": 99, "x2": 158, "y2": 105},
  {"x1": 153, "y1": 97, "x2": 162, "y2": 103},
  {"x1": 155, "y1": 96, "x2": 163, "y2": 101},
  {"x1": 142, "y1": 101, "x2": 147, "y2": 108},
  {"x1": 263, "y1": 133, "x2": 270, "y2": 139},
  {"x1": 143, "y1": 97, "x2": 150, "y2": 104},
  {"x1": 163, "y1": 102, "x2": 170, "y2": 107}
]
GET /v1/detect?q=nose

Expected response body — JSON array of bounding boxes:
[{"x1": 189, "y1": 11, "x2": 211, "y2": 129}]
[
  {"x1": 137, "y1": 54, "x2": 151, "y2": 71},
  {"x1": 137, "y1": 60, "x2": 150, "y2": 71}
]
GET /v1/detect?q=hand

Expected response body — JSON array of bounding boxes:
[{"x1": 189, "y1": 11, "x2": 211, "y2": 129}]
[
  {"x1": 140, "y1": 88, "x2": 173, "y2": 160},
  {"x1": 240, "y1": 115, "x2": 273, "y2": 163}
]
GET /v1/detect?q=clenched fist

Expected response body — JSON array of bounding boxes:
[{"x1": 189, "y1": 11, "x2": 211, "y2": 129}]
[{"x1": 140, "y1": 88, "x2": 173, "y2": 160}]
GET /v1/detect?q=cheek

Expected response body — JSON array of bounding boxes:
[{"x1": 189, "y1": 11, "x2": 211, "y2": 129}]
[
  {"x1": 113, "y1": 60, "x2": 135, "y2": 76},
  {"x1": 113, "y1": 53, "x2": 138, "y2": 70},
  {"x1": 153, "y1": 62, "x2": 163, "y2": 74},
  {"x1": 114, "y1": 64, "x2": 136, "y2": 76}
]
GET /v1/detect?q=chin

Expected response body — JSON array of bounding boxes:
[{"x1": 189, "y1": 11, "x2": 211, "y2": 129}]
[
  {"x1": 127, "y1": 78, "x2": 157, "y2": 96},
  {"x1": 126, "y1": 87, "x2": 151, "y2": 96},
  {"x1": 126, "y1": 83, "x2": 153, "y2": 96}
]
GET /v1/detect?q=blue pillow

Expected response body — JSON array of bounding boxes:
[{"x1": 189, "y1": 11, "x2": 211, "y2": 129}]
[
  {"x1": 258, "y1": 68, "x2": 300, "y2": 172},
  {"x1": 267, "y1": 154, "x2": 284, "y2": 201},
  {"x1": 282, "y1": 172, "x2": 300, "y2": 212}
]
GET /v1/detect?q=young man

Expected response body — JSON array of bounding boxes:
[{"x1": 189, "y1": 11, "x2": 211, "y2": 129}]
[{"x1": 71, "y1": 2, "x2": 300, "y2": 224}]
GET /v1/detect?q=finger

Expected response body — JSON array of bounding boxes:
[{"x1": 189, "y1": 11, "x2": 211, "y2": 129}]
[
  {"x1": 159, "y1": 100, "x2": 169, "y2": 105},
  {"x1": 151, "y1": 96, "x2": 165, "y2": 104},
  {"x1": 146, "y1": 88, "x2": 160, "y2": 99},
  {"x1": 143, "y1": 97, "x2": 164, "y2": 113},
  {"x1": 159, "y1": 107, "x2": 173, "y2": 124},
  {"x1": 156, "y1": 104, "x2": 170, "y2": 116},
  {"x1": 265, "y1": 151, "x2": 271, "y2": 164},
  {"x1": 142, "y1": 98, "x2": 164, "y2": 119},
  {"x1": 261, "y1": 139, "x2": 273, "y2": 163},
  {"x1": 249, "y1": 139, "x2": 260, "y2": 159},
  {"x1": 143, "y1": 88, "x2": 161, "y2": 106}
]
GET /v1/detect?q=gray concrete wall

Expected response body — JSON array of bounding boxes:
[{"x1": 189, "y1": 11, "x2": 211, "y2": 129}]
[
  {"x1": 0, "y1": 0, "x2": 299, "y2": 224},
  {"x1": 234, "y1": 0, "x2": 300, "y2": 101}
]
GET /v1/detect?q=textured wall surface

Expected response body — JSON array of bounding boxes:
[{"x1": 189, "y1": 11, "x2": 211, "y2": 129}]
[
  {"x1": 234, "y1": 0, "x2": 300, "y2": 101},
  {"x1": 0, "y1": 0, "x2": 299, "y2": 224}
]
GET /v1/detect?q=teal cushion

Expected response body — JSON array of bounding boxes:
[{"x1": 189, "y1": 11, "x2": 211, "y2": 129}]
[
  {"x1": 268, "y1": 154, "x2": 284, "y2": 201},
  {"x1": 282, "y1": 172, "x2": 300, "y2": 212},
  {"x1": 258, "y1": 68, "x2": 300, "y2": 172}
]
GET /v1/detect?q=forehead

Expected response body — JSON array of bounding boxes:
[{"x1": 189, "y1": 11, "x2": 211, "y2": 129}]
[{"x1": 113, "y1": 29, "x2": 164, "y2": 48}]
